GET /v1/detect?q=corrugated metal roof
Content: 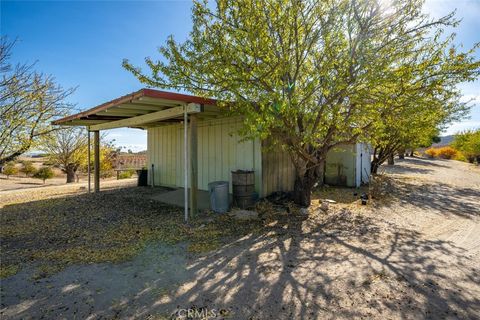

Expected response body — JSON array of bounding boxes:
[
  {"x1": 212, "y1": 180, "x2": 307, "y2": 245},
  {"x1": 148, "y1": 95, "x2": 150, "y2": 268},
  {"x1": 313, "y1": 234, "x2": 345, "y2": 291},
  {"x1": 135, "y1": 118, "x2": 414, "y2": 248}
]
[{"x1": 52, "y1": 88, "x2": 218, "y2": 128}]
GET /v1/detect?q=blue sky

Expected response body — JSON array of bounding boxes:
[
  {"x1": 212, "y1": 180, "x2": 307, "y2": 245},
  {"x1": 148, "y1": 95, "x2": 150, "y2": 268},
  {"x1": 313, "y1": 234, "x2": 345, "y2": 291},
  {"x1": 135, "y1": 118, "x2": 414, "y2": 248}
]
[{"x1": 1, "y1": 0, "x2": 479, "y2": 151}]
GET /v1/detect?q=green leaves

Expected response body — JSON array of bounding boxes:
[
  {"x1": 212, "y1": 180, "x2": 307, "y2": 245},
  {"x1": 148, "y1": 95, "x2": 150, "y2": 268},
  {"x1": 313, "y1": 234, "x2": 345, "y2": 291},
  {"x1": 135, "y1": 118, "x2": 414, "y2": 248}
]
[
  {"x1": 33, "y1": 166, "x2": 54, "y2": 183},
  {"x1": 40, "y1": 127, "x2": 117, "y2": 181},
  {"x1": 452, "y1": 130, "x2": 480, "y2": 163},
  {"x1": 123, "y1": 0, "x2": 479, "y2": 196}
]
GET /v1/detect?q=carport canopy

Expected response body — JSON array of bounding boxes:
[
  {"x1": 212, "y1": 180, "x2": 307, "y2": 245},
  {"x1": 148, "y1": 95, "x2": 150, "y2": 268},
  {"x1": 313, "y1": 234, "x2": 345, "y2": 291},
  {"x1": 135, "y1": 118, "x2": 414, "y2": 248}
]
[
  {"x1": 53, "y1": 88, "x2": 222, "y2": 222},
  {"x1": 53, "y1": 88, "x2": 219, "y2": 129}
]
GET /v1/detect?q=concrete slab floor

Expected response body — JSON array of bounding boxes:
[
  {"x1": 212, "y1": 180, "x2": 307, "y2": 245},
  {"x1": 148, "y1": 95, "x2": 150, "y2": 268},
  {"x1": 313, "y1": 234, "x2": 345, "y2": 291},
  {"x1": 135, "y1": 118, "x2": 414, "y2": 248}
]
[{"x1": 150, "y1": 188, "x2": 212, "y2": 211}]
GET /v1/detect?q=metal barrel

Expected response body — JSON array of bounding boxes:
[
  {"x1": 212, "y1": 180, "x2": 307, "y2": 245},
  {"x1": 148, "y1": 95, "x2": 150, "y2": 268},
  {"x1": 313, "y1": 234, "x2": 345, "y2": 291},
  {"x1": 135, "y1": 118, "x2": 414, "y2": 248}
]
[
  {"x1": 208, "y1": 181, "x2": 229, "y2": 213},
  {"x1": 232, "y1": 170, "x2": 255, "y2": 209}
]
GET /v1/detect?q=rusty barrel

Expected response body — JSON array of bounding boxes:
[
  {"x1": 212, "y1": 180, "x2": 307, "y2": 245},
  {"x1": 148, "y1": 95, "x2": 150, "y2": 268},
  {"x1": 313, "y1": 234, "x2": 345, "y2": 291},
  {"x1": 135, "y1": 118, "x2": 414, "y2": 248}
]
[{"x1": 232, "y1": 170, "x2": 255, "y2": 209}]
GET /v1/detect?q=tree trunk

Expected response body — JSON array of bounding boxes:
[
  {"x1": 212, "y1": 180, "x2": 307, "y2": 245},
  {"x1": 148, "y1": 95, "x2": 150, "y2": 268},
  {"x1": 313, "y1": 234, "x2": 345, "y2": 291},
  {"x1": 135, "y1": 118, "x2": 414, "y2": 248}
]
[
  {"x1": 292, "y1": 165, "x2": 323, "y2": 207},
  {"x1": 371, "y1": 146, "x2": 397, "y2": 174},
  {"x1": 65, "y1": 164, "x2": 77, "y2": 183},
  {"x1": 0, "y1": 147, "x2": 29, "y2": 166},
  {"x1": 387, "y1": 153, "x2": 394, "y2": 165},
  {"x1": 293, "y1": 175, "x2": 314, "y2": 207},
  {"x1": 371, "y1": 157, "x2": 381, "y2": 174},
  {"x1": 409, "y1": 150, "x2": 414, "y2": 157}
]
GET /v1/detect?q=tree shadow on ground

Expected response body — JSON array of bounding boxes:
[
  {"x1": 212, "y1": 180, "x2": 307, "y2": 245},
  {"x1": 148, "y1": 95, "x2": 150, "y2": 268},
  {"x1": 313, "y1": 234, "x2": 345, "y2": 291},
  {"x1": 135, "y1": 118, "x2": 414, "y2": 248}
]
[
  {"x1": 380, "y1": 157, "x2": 452, "y2": 175},
  {"x1": 381, "y1": 164, "x2": 434, "y2": 175},
  {"x1": 170, "y1": 211, "x2": 477, "y2": 319},
  {"x1": 17, "y1": 182, "x2": 44, "y2": 186},
  {"x1": 313, "y1": 186, "x2": 369, "y2": 205},
  {"x1": 373, "y1": 175, "x2": 479, "y2": 218},
  {"x1": 104, "y1": 207, "x2": 476, "y2": 319},
  {"x1": 1, "y1": 183, "x2": 479, "y2": 319},
  {"x1": 0, "y1": 186, "x2": 179, "y2": 273},
  {"x1": 398, "y1": 157, "x2": 451, "y2": 168}
]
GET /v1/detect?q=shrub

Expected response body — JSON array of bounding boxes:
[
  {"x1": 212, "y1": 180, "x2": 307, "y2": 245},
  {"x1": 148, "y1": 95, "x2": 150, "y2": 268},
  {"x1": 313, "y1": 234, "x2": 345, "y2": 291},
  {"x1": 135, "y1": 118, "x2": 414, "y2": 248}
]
[
  {"x1": 33, "y1": 166, "x2": 54, "y2": 184},
  {"x1": 467, "y1": 155, "x2": 476, "y2": 164},
  {"x1": 425, "y1": 148, "x2": 437, "y2": 158},
  {"x1": 436, "y1": 146, "x2": 457, "y2": 159},
  {"x1": 454, "y1": 152, "x2": 467, "y2": 162},
  {"x1": 118, "y1": 169, "x2": 136, "y2": 179},
  {"x1": 2, "y1": 162, "x2": 18, "y2": 178},
  {"x1": 100, "y1": 170, "x2": 115, "y2": 179},
  {"x1": 452, "y1": 129, "x2": 480, "y2": 164},
  {"x1": 20, "y1": 161, "x2": 37, "y2": 177}
]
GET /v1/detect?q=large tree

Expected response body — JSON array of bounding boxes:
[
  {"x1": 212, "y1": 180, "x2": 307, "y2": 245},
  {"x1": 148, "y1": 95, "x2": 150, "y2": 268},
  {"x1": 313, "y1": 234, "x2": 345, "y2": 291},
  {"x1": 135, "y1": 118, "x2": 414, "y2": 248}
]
[
  {"x1": 368, "y1": 52, "x2": 473, "y2": 172},
  {"x1": 452, "y1": 129, "x2": 480, "y2": 164},
  {"x1": 42, "y1": 127, "x2": 88, "y2": 183},
  {"x1": 42, "y1": 127, "x2": 119, "y2": 183},
  {"x1": 124, "y1": 0, "x2": 479, "y2": 206},
  {"x1": 0, "y1": 37, "x2": 75, "y2": 165}
]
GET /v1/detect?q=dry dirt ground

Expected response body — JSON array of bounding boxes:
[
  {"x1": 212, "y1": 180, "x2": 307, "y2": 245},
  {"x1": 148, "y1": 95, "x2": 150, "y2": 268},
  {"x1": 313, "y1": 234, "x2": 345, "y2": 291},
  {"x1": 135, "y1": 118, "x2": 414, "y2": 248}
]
[
  {"x1": 0, "y1": 175, "x2": 66, "y2": 191},
  {"x1": 1, "y1": 157, "x2": 479, "y2": 319},
  {"x1": 0, "y1": 156, "x2": 134, "y2": 191},
  {"x1": 0, "y1": 175, "x2": 130, "y2": 192}
]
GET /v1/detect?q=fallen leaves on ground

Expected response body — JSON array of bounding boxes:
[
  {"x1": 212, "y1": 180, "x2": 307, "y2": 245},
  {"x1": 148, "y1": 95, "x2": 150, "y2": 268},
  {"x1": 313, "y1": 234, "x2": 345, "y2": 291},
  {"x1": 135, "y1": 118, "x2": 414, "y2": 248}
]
[
  {"x1": 0, "y1": 184, "x2": 374, "y2": 280},
  {"x1": 0, "y1": 187, "x2": 266, "y2": 279},
  {"x1": 0, "y1": 265, "x2": 19, "y2": 279}
]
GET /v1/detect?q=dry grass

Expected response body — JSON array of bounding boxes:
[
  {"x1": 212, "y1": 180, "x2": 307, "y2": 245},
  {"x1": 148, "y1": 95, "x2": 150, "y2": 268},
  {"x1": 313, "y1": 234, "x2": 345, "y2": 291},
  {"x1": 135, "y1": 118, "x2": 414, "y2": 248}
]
[
  {"x1": 0, "y1": 265, "x2": 19, "y2": 279},
  {"x1": 1, "y1": 181, "x2": 384, "y2": 280},
  {"x1": 311, "y1": 184, "x2": 376, "y2": 215},
  {"x1": 3, "y1": 158, "x2": 479, "y2": 319},
  {"x1": 0, "y1": 186, "x2": 266, "y2": 279}
]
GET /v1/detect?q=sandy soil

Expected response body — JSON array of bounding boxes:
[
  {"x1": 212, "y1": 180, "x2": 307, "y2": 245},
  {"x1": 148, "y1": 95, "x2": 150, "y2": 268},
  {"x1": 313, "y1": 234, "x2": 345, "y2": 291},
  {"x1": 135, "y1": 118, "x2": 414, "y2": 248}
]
[
  {"x1": 0, "y1": 175, "x2": 130, "y2": 192},
  {"x1": 1, "y1": 157, "x2": 479, "y2": 319},
  {"x1": 0, "y1": 175, "x2": 71, "y2": 191},
  {"x1": 0, "y1": 156, "x2": 136, "y2": 191},
  {"x1": 0, "y1": 178, "x2": 138, "y2": 206}
]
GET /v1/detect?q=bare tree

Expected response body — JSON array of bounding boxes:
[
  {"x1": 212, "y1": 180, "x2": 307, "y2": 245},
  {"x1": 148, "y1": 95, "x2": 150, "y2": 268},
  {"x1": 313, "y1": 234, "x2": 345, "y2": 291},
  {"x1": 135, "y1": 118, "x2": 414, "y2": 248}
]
[{"x1": 0, "y1": 37, "x2": 75, "y2": 165}]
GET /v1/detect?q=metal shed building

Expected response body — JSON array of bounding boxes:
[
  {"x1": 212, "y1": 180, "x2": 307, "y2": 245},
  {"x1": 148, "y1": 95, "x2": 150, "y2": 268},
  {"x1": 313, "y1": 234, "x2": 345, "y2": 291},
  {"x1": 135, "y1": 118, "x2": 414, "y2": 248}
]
[
  {"x1": 54, "y1": 89, "x2": 370, "y2": 218},
  {"x1": 147, "y1": 115, "x2": 371, "y2": 196}
]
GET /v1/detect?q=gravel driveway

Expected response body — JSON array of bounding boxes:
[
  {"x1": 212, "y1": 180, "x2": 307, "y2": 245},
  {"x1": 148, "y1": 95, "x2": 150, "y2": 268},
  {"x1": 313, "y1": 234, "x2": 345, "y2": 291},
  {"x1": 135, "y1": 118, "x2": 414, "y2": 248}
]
[{"x1": 1, "y1": 157, "x2": 479, "y2": 319}]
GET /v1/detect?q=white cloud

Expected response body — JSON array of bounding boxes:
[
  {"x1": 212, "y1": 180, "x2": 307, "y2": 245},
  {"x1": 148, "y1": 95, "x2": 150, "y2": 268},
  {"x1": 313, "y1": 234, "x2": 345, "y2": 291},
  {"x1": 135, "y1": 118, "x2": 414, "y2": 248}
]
[
  {"x1": 443, "y1": 120, "x2": 480, "y2": 135},
  {"x1": 103, "y1": 128, "x2": 147, "y2": 151}
]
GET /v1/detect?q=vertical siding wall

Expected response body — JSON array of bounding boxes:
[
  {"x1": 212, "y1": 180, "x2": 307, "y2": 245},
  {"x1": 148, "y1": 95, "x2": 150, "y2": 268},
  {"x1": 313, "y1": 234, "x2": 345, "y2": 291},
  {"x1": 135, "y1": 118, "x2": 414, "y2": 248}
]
[
  {"x1": 147, "y1": 115, "x2": 366, "y2": 197},
  {"x1": 147, "y1": 123, "x2": 183, "y2": 188},
  {"x1": 261, "y1": 144, "x2": 296, "y2": 197},
  {"x1": 262, "y1": 143, "x2": 361, "y2": 195},
  {"x1": 147, "y1": 117, "x2": 262, "y2": 194},
  {"x1": 325, "y1": 144, "x2": 356, "y2": 187}
]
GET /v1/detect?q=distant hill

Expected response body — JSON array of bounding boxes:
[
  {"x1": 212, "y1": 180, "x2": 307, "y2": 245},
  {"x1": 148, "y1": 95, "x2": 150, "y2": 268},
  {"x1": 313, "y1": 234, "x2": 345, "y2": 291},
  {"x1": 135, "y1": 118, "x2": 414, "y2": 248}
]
[
  {"x1": 432, "y1": 135, "x2": 454, "y2": 147},
  {"x1": 24, "y1": 152, "x2": 48, "y2": 158}
]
